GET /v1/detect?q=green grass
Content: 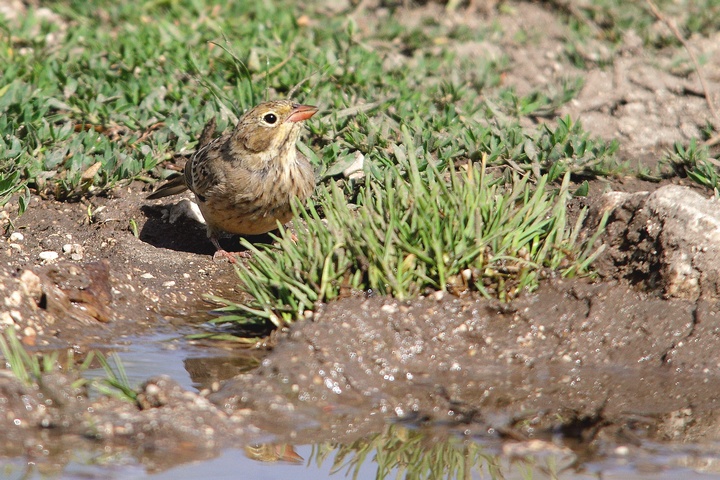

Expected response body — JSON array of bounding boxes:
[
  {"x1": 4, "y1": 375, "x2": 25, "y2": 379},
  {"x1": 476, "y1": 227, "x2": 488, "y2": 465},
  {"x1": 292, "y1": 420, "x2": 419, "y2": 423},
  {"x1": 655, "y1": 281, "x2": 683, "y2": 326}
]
[
  {"x1": 2, "y1": 0, "x2": 617, "y2": 333},
  {"x1": 561, "y1": 0, "x2": 720, "y2": 47},
  {"x1": 210, "y1": 146, "x2": 607, "y2": 328},
  {"x1": 557, "y1": 0, "x2": 720, "y2": 70},
  {"x1": 659, "y1": 138, "x2": 720, "y2": 190},
  {"x1": 0, "y1": 328, "x2": 68, "y2": 386},
  {"x1": 1, "y1": 0, "x2": 618, "y2": 205},
  {"x1": 14, "y1": 0, "x2": 720, "y2": 334},
  {"x1": 0, "y1": 328, "x2": 137, "y2": 402}
]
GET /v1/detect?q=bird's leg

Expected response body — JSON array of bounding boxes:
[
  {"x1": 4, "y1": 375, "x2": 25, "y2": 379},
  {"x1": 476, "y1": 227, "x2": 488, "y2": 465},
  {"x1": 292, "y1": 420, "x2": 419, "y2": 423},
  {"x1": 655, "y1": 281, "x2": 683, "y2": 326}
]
[
  {"x1": 210, "y1": 235, "x2": 252, "y2": 263},
  {"x1": 210, "y1": 236, "x2": 237, "y2": 263}
]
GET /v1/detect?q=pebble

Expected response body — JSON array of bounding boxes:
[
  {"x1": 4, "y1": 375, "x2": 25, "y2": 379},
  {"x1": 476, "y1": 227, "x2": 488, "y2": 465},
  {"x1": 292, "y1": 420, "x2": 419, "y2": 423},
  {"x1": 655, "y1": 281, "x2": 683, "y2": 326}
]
[
  {"x1": 169, "y1": 199, "x2": 205, "y2": 225},
  {"x1": 162, "y1": 281, "x2": 176, "y2": 288},
  {"x1": 141, "y1": 273, "x2": 155, "y2": 279},
  {"x1": 343, "y1": 151, "x2": 365, "y2": 180},
  {"x1": 5, "y1": 291, "x2": 23, "y2": 308},
  {"x1": 60, "y1": 243, "x2": 85, "y2": 261},
  {"x1": 0, "y1": 311, "x2": 15, "y2": 326},
  {"x1": 9, "y1": 232, "x2": 24, "y2": 242},
  {"x1": 39, "y1": 251, "x2": 59, "y2": 262},
  {"x1": 20, "y1": 270, "x2": 43, "y2": 303},
  {"x1": 381, "y1": 304, "x2": 399, "y2": 314},
  {"x1": 615, "y1": 446, "x2": 630, "y2": 456}
]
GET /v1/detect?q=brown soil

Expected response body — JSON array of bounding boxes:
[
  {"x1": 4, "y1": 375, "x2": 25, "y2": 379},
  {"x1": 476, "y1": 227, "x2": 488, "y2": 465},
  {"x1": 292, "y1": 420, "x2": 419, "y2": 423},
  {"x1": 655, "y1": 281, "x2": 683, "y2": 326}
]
[{"x1": 2, "y1": 0, "x2": 720, "y2": 475}]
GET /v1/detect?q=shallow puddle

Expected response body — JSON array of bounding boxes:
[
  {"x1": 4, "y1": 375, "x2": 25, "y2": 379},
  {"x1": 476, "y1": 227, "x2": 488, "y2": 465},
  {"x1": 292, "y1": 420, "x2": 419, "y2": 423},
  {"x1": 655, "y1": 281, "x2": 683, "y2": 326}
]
[
  {"x1": 1, "y1": 432, "x2": 718, "y2": 479},
  {"x1": 81, "y1": 332, "x2": 261, "y2": 393},
  {"x1": 1, "y1": 332, "x2": 719, "y2": 479}
]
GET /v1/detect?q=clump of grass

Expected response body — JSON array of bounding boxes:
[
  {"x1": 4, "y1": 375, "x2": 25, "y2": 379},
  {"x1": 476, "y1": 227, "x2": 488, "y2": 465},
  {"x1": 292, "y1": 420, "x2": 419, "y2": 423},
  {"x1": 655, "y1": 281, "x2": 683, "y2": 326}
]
[
  {"x1": 0, "y1": 169, "x2": 31, "y2": 225},
  {"x1": 475, "y1": 115, "x2": 620, "y2": 180},
  {"x1": 494, "y1": 78, "x2": 585, "y2": 119},
  {"x1": 93, "y1": 352, "x2": 138, "y2": 402},
  {"x1": 211, "y1": 127, "x2": 607, "y2": 328},
  {"x1": 661, "y1": 138, "x2": 720, "y2": 190},
  {"x1": 0, "y1": 328, "x2": 66, "y2": 386},
  {"x1": 0, "y1": 328, "x2": 137, "y2": 402},
  {"x1": 314, "y1": 425, "x2": 490, "y2": 479}
]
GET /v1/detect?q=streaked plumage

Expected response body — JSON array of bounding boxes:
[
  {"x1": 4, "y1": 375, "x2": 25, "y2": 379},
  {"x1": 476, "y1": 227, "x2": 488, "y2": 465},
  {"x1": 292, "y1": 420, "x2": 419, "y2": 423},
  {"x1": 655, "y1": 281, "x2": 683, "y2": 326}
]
[{"x1": 148, "y1": 100, "x2": 318, "y2": 261}]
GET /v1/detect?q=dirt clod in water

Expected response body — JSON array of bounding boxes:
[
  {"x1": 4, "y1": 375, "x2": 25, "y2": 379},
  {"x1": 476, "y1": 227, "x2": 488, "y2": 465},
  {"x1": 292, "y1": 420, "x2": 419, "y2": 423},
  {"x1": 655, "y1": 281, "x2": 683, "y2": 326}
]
[{"x1": 210, "y1": 282, "x2": 720, "y2": 448}]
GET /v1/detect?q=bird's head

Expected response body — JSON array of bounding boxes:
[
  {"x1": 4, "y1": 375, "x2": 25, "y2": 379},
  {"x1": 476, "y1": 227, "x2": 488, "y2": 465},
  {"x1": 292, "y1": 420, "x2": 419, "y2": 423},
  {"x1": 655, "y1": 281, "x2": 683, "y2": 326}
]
[{"x1": 230, "y1": 100, "x2": 318, "y2": 165}]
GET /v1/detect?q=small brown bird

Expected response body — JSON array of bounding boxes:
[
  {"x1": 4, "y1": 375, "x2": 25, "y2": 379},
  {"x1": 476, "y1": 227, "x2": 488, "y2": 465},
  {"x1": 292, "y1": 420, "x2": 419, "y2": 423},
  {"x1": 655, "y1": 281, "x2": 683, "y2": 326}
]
[{"x1": 147, "y1": 100, "x2": 318, "y2": 261}]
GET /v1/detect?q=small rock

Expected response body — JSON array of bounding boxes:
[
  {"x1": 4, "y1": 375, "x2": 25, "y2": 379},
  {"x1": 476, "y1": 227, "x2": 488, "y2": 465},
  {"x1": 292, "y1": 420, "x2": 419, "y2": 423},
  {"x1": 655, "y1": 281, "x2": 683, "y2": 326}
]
[
  {"x1": 39, "y1": 251, "x2": 59, "y2": 262},
  {"x1": 599, "y1": 185, "x2": 720, "y2": 300},
  {"x1": 162, "y1": 281, "x2": 176, "y2": 288},
  {"x1": 20, "y1": 270, "x2": 43, "y2": 303},
  {"x1": 343, "y1": 151, "x2": 365, "y2": 180},
  {"x1": 5, "y1": 291, "x2": 23, "y2": 308},
  {"x1": 0, "y1": 311, "x2": 15, "y2": 326},
  {"x1": 65, "y1": 244, "x2": 84, "y2": 261},
  {"x1": 9, "y1": 232, "x2": 24, "y2": 242},
  {"x1": 141, "y1": 273, "x2": 155, "y2": 279},
  {"x1": 381, "y1": 303, "x2": 399, "y2": 314},
  {"x1": 169, "y1": 199, "x2": 205, "y2": 225}
]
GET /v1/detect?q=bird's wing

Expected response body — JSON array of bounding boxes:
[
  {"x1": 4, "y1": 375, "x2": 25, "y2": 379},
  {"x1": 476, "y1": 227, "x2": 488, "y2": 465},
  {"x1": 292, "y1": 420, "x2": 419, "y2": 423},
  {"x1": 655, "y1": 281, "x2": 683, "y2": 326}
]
[
  {"x1": 147, "y1": 118, "x2": 219, "y2": 200},
  {"x1": 185, "y1": 135, "x2": 229, "y2": 198}
]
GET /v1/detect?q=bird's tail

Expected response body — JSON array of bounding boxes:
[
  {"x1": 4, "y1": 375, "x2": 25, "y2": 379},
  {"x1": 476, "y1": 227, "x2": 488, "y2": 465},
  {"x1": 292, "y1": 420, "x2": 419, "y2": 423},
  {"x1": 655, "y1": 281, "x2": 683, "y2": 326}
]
[{"x1": 146, "y1": 173, "x2": 188, "y2": 199}]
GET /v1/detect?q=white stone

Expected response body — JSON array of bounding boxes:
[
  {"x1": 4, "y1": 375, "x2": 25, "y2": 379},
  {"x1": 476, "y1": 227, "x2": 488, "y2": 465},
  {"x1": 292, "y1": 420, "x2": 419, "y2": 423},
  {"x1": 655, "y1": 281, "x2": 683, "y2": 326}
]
[
  {"x1": 169, "y1": 199, "x2": 205, "y2": 225},
  {"x1": 38, "y1": 251, "x2": 58, "y2": 262},
  {"x1": 343, "y1": 151, "x2": 365, "y2": 180}
]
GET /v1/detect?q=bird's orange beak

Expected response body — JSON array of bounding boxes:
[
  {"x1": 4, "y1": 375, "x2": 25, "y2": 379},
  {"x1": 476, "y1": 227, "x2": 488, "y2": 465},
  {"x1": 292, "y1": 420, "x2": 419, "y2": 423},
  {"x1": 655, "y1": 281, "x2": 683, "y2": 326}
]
[{"x1": 286, "y1": 104, "x2": 319, "y2": 123}]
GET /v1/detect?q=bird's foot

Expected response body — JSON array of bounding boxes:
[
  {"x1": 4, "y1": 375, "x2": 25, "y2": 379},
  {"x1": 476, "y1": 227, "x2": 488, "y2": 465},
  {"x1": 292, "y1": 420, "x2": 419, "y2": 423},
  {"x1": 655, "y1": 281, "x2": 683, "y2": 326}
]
[
  {"x1": 210, "y1": 236, "x2": 252, "y2": 263},
  {"x1": 212, "y1": 249, "x2": 252, "y2": 263}
]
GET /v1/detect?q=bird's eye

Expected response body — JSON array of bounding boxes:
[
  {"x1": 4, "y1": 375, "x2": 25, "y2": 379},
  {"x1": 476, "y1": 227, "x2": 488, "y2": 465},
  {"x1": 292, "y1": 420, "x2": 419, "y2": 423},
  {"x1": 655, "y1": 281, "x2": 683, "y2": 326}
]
[{"x1": 263, "y1": 113, "x2": 277, "y2": 124}]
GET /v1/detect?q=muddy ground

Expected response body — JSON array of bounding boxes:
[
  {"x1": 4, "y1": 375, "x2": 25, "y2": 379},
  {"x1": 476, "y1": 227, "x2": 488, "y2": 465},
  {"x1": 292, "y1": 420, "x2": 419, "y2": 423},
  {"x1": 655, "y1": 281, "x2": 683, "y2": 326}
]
[{"x1": 2, "y1": 0, "x2": 720, "y2": 475}]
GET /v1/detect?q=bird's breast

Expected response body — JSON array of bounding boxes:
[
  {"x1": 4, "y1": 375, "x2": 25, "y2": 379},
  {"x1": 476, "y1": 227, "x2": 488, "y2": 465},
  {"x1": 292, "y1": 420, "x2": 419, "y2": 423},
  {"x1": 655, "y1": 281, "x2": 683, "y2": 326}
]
[{"x1": 197, "y1": 159, "x2": 315, "y2": 236}]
